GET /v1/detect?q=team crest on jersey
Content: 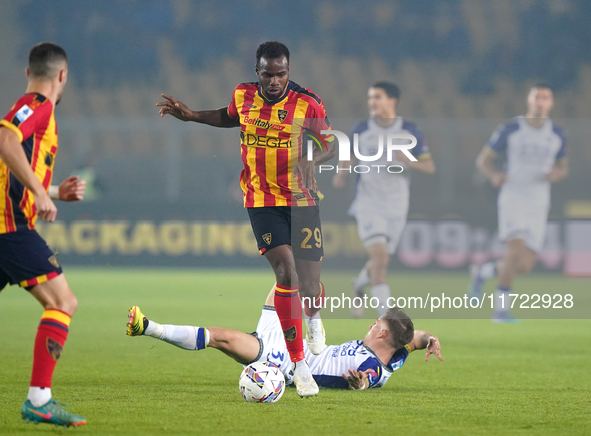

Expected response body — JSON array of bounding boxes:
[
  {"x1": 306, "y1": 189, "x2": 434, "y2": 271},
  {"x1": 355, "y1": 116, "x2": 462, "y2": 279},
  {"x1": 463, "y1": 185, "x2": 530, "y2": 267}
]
[
  {"x1": 283, "y1": 326, "x2": 297, "y2": 343},
  {"x1": 15, "y1": 104, "x2": 34, "y2": 123},
  {"x1": 48, "y1": 255, "x2": 60, "y2": 268},
  {"x1": 277, "y1": 109, "x2": 288, "y2": 123},
  {"x1": 262, "y1": 233, "x2": 272, "y2": 245},
  {"x1": 46, "y1": 337, "x2": 63, "y2": 360},
  {"x1": 45, "y1": 153, "x2": 54, "y2": 167}
]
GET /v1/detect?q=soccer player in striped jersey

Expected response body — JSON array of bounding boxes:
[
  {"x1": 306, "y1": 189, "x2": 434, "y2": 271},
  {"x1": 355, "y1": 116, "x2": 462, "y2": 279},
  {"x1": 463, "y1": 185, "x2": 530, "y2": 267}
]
[
  {"x1": 333, "y1": 82, "x2": 435, "y2": 318},
  {"x1": 470, "y1": 84, "x2": 569, "y2": 322},
  {"x1": 0, "y1": 43, "x2": 87, "y2": 427},
  {"x1": 157, "y1": 41, "x2": 336, "y2": 397},
  {"x1": 126, "y1": 287, "x2": 443, "y2": 391}
]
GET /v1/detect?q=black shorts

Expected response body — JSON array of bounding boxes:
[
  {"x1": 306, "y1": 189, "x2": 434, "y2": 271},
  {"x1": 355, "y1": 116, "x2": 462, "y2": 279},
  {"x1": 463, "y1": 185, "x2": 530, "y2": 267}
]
[
  {"x1": 247, "y1": 206, "x2": 324, "y2": 261},
  {"x1": 0, "y1": 229, "x2": 63, "y2": 291}
]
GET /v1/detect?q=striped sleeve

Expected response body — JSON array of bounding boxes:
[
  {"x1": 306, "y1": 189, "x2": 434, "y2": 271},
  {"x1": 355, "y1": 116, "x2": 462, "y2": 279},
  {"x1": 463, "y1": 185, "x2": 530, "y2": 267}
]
[
  {"x1": 487, "y1": 122, "x2": 519, "y2": 155},
  {"x1": 1, "y1": 95, "x2": 51, "y2": 143}
]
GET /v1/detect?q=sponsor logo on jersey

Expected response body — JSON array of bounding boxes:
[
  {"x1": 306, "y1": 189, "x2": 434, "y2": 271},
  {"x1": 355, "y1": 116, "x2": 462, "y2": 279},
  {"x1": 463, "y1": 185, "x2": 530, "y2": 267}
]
[
  {"x1": 241, "y1": 132, "x2": 292, "y2": 148},
  {"x1": 15, "y1": 104, "x2": 34, "y2": 123},
  {"x1": 243, "y1": 115, "x2": 285, "y2": 131}
]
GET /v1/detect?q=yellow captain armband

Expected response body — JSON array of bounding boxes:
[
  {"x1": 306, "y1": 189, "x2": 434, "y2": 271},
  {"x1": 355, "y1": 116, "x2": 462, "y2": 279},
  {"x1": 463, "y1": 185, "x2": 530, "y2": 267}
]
[{"x1": 404, "y1": 344, "x2": 413, "y2": 353}]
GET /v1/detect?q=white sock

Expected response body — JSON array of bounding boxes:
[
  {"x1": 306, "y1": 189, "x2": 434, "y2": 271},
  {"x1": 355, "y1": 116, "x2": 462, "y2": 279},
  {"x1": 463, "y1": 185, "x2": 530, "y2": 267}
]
[
  {"x1": 148, "y1": 323, "x2": 209, "y2": 350},
  {"x1": 480, "y1": 262, "x2": 497, "y2": 280},
  {"x1": 145, "y1": 320, "x2": 164, "y2": 338},
  {"x1": 370, "y1": 283, "x2": 391, "y2": 317},
  {"x1": 27, "y1": 387, "x2": 52, "y2": 408},
  {"x1": 353, "y1": 266, "x2": 370, "y2": 290}
]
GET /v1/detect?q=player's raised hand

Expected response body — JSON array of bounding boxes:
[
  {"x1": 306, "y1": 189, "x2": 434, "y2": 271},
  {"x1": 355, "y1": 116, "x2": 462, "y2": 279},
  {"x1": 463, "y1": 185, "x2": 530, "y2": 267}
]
[
  {"x1": 58, "y1": 176, "x2": 86, "y2": 201},
  {"x1": 342, "y1": 368, "x2": 373, "y2": 390},
  {"x1": 156, "y1": 94, "x2": 195, "y2": 121},
  {"x1": 425, "y1": 335, "x2": 444, "y2": 362},
  {"x1": 35, "y1": 190, "x2": 57, "y2": 222}
]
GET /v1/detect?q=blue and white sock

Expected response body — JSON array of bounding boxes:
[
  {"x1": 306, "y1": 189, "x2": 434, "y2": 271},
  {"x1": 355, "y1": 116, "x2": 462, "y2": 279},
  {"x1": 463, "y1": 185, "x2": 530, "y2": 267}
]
[{"x1": 146, "y1": 322, "x2": 209, "y2": 350}]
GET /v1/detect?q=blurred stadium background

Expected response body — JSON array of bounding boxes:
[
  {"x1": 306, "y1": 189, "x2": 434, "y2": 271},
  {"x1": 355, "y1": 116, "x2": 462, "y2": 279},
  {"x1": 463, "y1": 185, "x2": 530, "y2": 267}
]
[{"x1": 1, "y1": 0, "x2": 590, "y2": 273}]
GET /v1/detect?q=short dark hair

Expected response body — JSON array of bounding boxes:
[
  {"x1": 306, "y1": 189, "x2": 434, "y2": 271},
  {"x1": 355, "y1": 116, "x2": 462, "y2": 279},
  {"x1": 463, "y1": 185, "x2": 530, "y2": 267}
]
[
  {"x1": 532, "y1": 83, "x2": 553, "y2": 93},
  {"x1": 28, "y1": 42, "x2": 68, "y2": 80},
  {"x1": 256, "y1": 41, "x2": 290, "y2": 66},
  {"x1": 371, "y1": 81, "x2": 401, "y2": 100},
  {"x1": 383, "y1": 307, "x2": 414, "y2": 349}
]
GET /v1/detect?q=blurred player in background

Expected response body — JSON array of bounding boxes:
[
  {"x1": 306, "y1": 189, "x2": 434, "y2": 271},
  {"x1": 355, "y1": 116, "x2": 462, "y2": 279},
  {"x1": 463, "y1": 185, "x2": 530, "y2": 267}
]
[
  {"x1": 0, "y1": 43, "x2": 87, "y2": 427},
  {"x1": 156, "y1": 41, "x2": 335, "y2": 397},
  {"x1": 126, "y1": 286, "x2": 442, "y2": 391},
  {"x1": 470, "y1": 84, "x2": 568, "y2": 322},
  {"x1": 333, "y1": 82, "x2": 435, "y2": 318}
]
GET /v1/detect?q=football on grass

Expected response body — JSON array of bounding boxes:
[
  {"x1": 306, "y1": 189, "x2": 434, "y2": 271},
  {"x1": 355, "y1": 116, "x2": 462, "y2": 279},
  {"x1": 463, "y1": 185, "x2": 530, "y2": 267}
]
[{"x1": 239, "y1": 361, "x2": 285, "y2": 403}]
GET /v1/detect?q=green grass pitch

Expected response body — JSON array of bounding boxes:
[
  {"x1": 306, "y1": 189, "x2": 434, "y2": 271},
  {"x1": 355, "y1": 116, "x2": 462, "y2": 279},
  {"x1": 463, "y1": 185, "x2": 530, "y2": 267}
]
[{"x1": 1, "y1": 268, "x2": 590, "y2": 435}]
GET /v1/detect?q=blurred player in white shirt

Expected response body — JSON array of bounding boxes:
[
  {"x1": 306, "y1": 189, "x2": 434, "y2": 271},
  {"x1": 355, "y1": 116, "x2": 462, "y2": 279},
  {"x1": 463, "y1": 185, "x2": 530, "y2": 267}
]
[
  {"x1": 471, "y1": 84, "x2": 569, "y2": 322},
  {"x1": 333, "y1": 82, "x2": 435, "y2": 318}
]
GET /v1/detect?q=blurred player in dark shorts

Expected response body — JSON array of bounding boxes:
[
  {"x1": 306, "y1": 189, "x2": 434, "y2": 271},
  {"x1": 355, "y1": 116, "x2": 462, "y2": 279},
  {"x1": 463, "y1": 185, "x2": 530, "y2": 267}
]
[{"x1": 0, "y1": 42, "x2": 87, "y2": 427}]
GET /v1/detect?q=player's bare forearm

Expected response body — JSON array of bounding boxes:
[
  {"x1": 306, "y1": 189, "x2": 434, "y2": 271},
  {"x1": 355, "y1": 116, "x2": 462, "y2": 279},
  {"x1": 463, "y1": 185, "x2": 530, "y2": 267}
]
[
  {"x1": 157, "y1": 94, "x2": 239, "y2": 128},
  {"x1": 409, "y1": 330, "x2": 444, "y2": 361},
  {"x1": 409, "y1": 330, "x2": 432, "y2": 351},
  {"x1": 192, "y1": 108, "x2": 240, "y2": 128},
  {"x1": 0, "y1": 127, "x2": 47, "y2": 197},
  {"x1": 312, "y1": 141, "x2": 336, "y2": 165}
]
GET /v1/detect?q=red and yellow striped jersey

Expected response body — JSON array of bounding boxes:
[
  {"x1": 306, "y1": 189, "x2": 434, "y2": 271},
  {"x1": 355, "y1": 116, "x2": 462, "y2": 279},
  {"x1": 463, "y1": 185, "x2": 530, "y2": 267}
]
[
  {"x1": 0, "y1": 93, "x2": 58, "y2": 234},
  {"x1": 227, "y1": 80, "x2": 333, "y2": 207}
]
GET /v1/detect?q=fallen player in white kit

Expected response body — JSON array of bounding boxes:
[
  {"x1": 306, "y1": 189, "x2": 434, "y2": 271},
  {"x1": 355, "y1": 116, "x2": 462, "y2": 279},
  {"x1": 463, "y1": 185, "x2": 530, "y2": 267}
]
[{"x1": 126, "y1": 286, "x2": 443, "y2": 390}]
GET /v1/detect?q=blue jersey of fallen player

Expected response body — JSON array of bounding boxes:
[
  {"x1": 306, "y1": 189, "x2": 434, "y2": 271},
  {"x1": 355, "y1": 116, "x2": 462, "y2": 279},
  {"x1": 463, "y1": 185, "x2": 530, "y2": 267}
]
[
  {"x1": 487, "y1": 116, "x2": 567, "y2": 201},
  {"x1": 284, "y1": 341, "x2": 410, "y2": 389}
]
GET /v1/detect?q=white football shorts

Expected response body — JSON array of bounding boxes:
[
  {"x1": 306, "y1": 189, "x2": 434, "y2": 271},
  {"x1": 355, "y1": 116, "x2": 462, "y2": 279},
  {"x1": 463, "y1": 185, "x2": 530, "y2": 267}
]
[
  {"x1": 498, "y1": 193, "x2": 549, "y2": 253},
  {"x1": 354, "y1": 209, "x2": 408, "y2": 255}
]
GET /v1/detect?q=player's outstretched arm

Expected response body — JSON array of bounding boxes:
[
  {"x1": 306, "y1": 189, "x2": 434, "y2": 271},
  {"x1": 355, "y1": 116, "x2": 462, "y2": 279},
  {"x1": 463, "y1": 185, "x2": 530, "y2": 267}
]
[
  {"x1": 0, "y1": 126, "x2": 57, "y2": 221},
  {"x1": 49, "y1": 176, "x2": 86, "y2": 201},
  {"x1": 408, "y1": 330, "x2": 444, "y2": 362},
  {"x1": 156, "y1": 94, "x2": 239, "y2": 128}
]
